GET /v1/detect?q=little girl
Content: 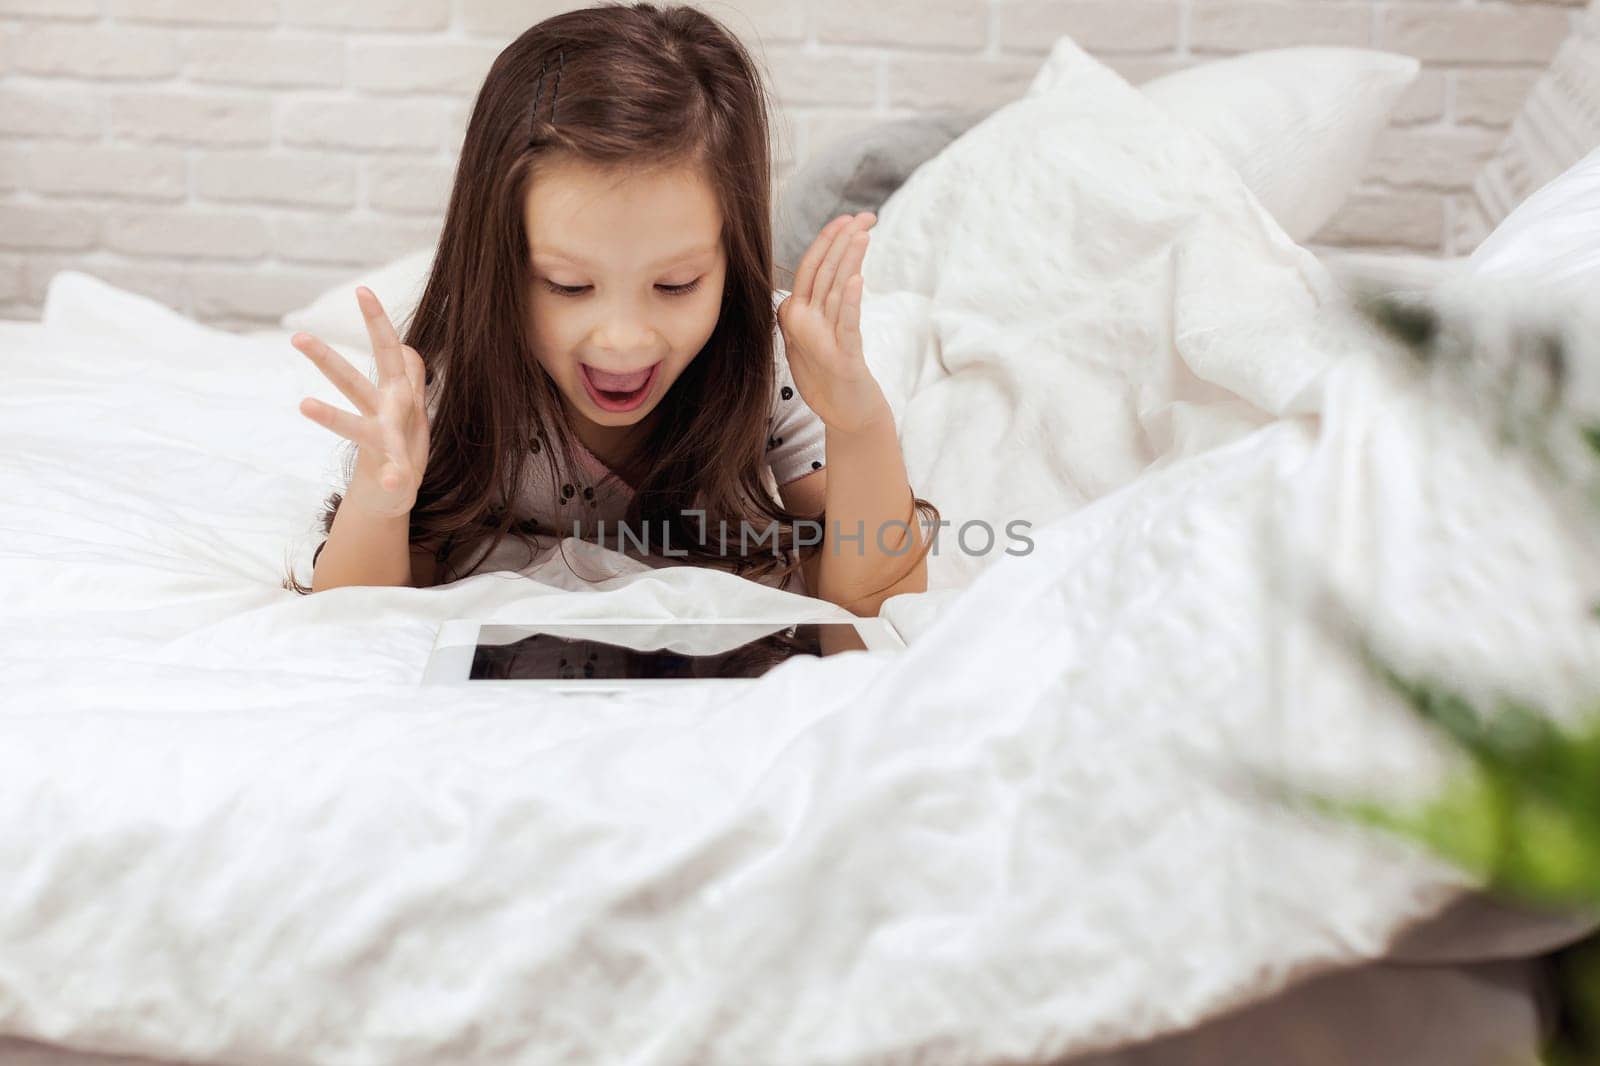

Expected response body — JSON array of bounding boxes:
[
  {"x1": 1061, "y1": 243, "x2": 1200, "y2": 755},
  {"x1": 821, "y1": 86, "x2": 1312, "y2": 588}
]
[{"x1": 281, "y1": 2, "x2": 938, "y2": 616}]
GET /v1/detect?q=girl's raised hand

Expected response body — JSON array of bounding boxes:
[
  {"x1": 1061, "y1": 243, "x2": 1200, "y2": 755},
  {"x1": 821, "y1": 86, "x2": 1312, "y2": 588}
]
[
  {"x1": 777, "y1": 211, "x2": 890, "y2": 434},
  {"x1": 292, "y1": 287, "x2": 431, "y2": 519}
]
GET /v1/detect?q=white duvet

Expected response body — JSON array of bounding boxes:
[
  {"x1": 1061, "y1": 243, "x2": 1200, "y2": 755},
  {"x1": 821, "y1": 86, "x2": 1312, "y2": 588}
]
[{"x1": 2, "y1": 38, "x2": 1597, "y2": 1066}]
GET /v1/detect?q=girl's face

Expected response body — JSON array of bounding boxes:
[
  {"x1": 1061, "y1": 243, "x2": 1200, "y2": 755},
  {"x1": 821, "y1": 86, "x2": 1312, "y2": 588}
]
[{"x1": 524, "y1": 155, "x2": 727, "y2": 465}]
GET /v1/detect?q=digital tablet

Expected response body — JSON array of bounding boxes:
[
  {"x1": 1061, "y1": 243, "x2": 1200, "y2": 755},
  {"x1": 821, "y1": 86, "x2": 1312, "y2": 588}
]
[{"x1": 421, "y1": 617, "x2": 907, "y2": 689}]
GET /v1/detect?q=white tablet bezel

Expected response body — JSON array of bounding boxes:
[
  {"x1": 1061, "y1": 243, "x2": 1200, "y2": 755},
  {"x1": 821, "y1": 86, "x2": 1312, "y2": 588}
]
[{"x1": 420, "y1": 616, "x2": 907, "y2": 689}]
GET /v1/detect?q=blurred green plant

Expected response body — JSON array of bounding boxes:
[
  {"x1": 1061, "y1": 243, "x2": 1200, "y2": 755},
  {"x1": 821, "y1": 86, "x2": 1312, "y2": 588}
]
[
  {"x1": 1325, "y1": 671, "x2": 1600, "y2": 906},
  {"x1": 1302, "y1": 285, "x2": 1600, "y2": 1065}
]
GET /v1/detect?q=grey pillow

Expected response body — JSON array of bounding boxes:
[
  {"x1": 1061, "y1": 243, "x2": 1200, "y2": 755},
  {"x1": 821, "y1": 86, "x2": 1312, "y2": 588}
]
[{"x1": 773, "y1": 109, "x2": 992, "y2": 277}]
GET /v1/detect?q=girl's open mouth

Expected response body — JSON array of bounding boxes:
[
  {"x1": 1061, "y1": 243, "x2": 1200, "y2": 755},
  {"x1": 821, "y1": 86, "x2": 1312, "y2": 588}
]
[{"x1": 580, "y1": 362, "x2": 660, "y2": 413}]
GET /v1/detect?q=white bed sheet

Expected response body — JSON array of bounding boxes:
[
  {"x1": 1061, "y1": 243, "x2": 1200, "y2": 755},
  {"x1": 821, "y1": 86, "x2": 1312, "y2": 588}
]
[
  {"x1": 2, "y1": 37, "x2": 1597, "y2": 1066},
  {"x1": 0, "y1": 954, "x2": 1557, "y2": 1066}
]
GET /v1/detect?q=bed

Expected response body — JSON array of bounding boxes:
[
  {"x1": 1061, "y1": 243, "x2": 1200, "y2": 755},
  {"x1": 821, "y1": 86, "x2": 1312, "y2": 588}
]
[{"x1": 3, "y1": 31, "x2": 1599, "y2": 1066}]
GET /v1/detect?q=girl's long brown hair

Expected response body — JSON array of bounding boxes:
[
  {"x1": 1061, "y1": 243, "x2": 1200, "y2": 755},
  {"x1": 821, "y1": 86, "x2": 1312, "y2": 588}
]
[{"x1": 282, "y1": 1, "x2": 938, "y2": 598}]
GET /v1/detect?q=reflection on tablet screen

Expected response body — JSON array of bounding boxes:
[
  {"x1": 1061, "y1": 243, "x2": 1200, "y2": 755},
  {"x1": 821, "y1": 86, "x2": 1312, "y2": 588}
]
[{"x1": 470, "y1": 622, "x2": 870, "y2": 681}]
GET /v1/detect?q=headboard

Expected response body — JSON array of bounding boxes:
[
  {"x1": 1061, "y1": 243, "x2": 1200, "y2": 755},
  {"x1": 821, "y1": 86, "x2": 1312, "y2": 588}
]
[{"x1": 1464, "y1": 0, "x2": 1600, "y2": 242}]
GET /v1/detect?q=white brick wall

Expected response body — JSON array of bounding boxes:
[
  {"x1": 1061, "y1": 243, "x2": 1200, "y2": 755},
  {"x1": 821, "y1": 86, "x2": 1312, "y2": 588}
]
[{"x1": 0, "y1": 0, "x2": 1581, "y2": 330}]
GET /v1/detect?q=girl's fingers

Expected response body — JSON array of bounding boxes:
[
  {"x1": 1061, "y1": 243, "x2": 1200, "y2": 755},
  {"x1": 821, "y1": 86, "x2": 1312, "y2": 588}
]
[
  {"x1": 838, "y1": 274, "x2": 864, "y2": 347},
  {"x1": 810, "y1": 222, "x2": 861, "y2": 314},
  {"x1": 356, "y1": 287, "x2": 407, "y2": 386},
  {"x1": 824, "y1": 231, "x2": 869, "y2": 328},
  {"x1": 376, "y1": 387, "x2": 414, "y2": 479},
  {"x1": 792, "y1": 214, "x2": 856, "y2": 303},
  {"x1": 293, "y1": 332, "x2": 380, "y2": 416},
  {"x1": 298, "y1": 397, "x2": 386, "y2": 455},
  {"x1": 403, "y1": 345, "x2": 427, "y2": 399}
]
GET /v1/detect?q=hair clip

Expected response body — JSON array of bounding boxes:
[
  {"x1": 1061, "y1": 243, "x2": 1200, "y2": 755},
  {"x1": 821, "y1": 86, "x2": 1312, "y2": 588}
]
[
  {"x1": 528, "y1": 59, "x2": 547, "y2": 143},
  {"x1": 551, "y1": 49, "x2": 564, "y2": 121},
  {"x1": 527, "y1": 49, "x2": 566, "y2": 144}
]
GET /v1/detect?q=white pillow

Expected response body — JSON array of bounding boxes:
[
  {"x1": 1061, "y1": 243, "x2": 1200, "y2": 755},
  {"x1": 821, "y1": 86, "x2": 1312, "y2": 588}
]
[
  {"x1": 862, "y1": 35, "x2": 1337, "y2": 585},
  {"x1": 1030, "y1": 47, "x2": 1420, "y2": 243},
  {"x1": 278, "y1": 247, "x2": 432, "y2": 353},
  {"x1": 1466, "y1": 142, "x2": 1600, "y2": 301}
]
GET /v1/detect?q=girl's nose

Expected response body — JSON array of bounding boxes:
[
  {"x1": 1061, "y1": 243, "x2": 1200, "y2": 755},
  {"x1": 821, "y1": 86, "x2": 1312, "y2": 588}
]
[{"x1": 594, "y1": 316, "x2": 654, "y2": 353}]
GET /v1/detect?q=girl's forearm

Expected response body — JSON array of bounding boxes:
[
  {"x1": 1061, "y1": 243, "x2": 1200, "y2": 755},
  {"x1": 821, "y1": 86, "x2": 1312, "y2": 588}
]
[
  {"x1": 311, "y1": 499, "x2": 414, "y2": 593},
  {"x1": 817, "y1": 400, "x2": 928, "y2": 616}
]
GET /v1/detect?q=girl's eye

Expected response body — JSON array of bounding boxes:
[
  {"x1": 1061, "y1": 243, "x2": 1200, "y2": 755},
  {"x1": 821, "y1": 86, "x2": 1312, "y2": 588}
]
[{"x1": 541, "y1": 279, "x2": 703, "y2": 298}]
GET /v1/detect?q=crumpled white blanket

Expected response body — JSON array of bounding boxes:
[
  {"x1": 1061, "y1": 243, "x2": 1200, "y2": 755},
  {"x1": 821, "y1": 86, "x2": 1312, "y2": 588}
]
[{"x1": 1, "y1": 35, "x2": 1596, "y2": 1066}]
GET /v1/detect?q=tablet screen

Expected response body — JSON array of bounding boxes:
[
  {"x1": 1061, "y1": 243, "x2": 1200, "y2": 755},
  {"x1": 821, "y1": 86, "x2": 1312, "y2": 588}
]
[{"x1": 469, "y1": 622, "x2": 872, "y2": 681}]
